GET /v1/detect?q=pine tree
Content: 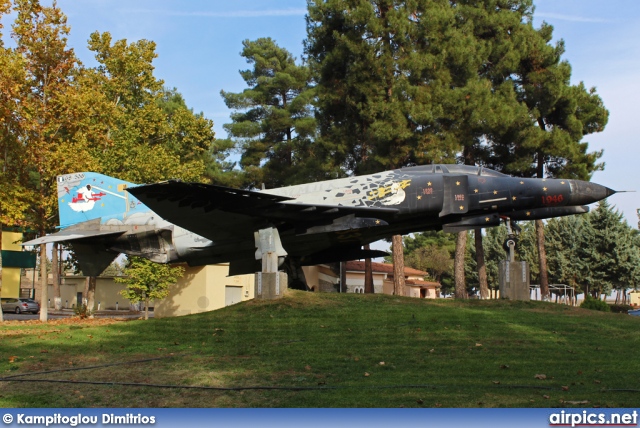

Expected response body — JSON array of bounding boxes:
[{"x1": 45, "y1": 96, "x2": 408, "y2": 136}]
[
  {"x1": 221, "y1": 38, "x2": 315, "y2": 189},
  {"x1": 583, "y1": 201, "x2": 638, "y2": 299},
  {"x1": 491, "y1": 21, "x2": 609, "y2": 300}
]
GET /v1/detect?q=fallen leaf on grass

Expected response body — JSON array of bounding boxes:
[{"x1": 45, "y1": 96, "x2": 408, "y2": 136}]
[
  {"x1": 40, "y1": 349, "x2": 48, "y2": 353},
  {"x1": 543, "y1": 395, "x2": 550, "y2": 399},
  {"x1": 8, "y1": 356, "x2": 18, "y2": 363},
  {"x1": 492, "y1": 381, "x2": 500, "y2": 384},
  {"x1": 379, "y1": 362, "x2": 385, "y2": 366},
  {"x1": 534, "y1": 374, "x2": 547, "y2": 380},
  {"x1": 364, "y1": 372, "x2": 370, "y2": 377},
  {"x1": 416, "y1": 399, "x2": 424, "y2": 404},
  {"x1": 500, "y1": 365, "x2": 510, "y2": 369},
  {"x1": 561, "y1": 386, "x2": 570, "y2": 391},
  {"x1": 475, "y1": 343, "x2": 483, "y2": 347},
  {"x1": 305, "y1": 365, "x2": 312, "y2": 371}
]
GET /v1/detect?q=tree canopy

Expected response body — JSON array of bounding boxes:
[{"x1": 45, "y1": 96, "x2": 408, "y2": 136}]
[
  {"x1": 221, "y1": 37, "x2": 316, "y2": 188},
  {"x1": 115, "y1": 257, "x2": 184, "y2": 320}
]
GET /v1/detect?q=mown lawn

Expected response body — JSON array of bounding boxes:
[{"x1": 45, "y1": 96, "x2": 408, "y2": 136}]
[{"x1": 1, "y1": 291, "x2": 639, "y2": 408}]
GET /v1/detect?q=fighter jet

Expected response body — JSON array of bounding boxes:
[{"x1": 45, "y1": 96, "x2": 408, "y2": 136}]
[{"x1": 23, "y1": 164, "x2": 615, "y2": 282}]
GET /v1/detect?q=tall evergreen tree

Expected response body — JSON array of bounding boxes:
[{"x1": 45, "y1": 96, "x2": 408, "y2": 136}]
[
  {"x1": 307, "y1": 0, "x2": 574, "y2": 297},
  {"x1": 221, "y1": 38, "x2": 316, "y2": 189},
  {"x1": 580, "y1": 201, "x2": 639, "y2": 298},
  {"x1": 490, "y1": 20, "x2": 609, "y2": 300},
  {"x1": 306, "y1": 0, "x2": 462, "y2": 293}
]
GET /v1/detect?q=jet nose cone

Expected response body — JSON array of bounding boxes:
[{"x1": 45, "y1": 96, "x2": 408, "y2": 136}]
[{"x1": 568, "y1": 180, "x2": 616, "y2": 205}]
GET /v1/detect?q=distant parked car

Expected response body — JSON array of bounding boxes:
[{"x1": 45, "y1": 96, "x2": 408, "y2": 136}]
[
  {"x1": 628, "y1": 309, "x2": 640, "y2": 317},
  {"x1": 1, "y1": 298, "x2": 40, "y2": 314}
]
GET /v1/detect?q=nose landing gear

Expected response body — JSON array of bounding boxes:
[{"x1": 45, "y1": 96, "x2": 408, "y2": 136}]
[{"x1": 501, "y1": 218, "x2": 521, "y2": 262}]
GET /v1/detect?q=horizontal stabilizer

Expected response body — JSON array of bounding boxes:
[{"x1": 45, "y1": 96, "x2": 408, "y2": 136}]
[{"x1": 23, "y1": 228, "x2": 124, "y2": 246}]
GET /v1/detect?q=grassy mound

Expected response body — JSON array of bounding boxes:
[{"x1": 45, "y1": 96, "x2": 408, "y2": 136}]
[{"x1": 1, "y1": 291, "x2": 638, "y2": 407}]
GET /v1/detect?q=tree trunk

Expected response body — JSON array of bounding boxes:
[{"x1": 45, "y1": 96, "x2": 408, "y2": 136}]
[
  {"x1": 454, "y1": 231, "x2": 468, "y2": 299},
  {"x1": 0, "y1": 227, "x2": 4, "y2": 323},
  {"x1": 392, "y1": 235, "x2": 405, "y2": 296},
  {"x1": 474, "y1": 229, "x2": 489, "y2": 299},
  {"x1": 535, "y1": 219, "x2": 550, "y2": 300},
  {"x1": 52, "y1": 242, "x2": 62, "y2": 310},
  {"x1": 87, "y1": 276, "x2": 96, "y2": 318},
  {"x1": 364, "y1": 244, "x2": 374, "y2": 293},
  {"x1": 39, "y1": 243, "x2": 48, "y2": 322},
  {"x1": 145, "y1": 298, "x2": 149, "y2": 320}
]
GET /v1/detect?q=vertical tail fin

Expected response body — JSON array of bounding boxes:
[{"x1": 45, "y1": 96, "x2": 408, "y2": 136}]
[{"x1": 57, "y1": 172, "x2": 149, "y2": 227}]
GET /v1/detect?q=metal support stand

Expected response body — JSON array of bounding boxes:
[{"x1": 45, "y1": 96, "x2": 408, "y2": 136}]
[
  {"x1": 254, "y1": 227, "x2": 288, "y2": 299},
  {"x1": 499, "y1": 218, "x2": 529, "y2": 301}
]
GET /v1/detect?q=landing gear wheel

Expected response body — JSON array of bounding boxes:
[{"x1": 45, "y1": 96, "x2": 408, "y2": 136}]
[{"x1": 503, "y1": 237, "x2": 518, "y2": 253}]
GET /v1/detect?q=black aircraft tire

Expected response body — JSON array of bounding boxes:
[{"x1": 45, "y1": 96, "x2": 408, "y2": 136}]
[{"x1": 503, "y1": 238, "x2": 518, "y2": 253}]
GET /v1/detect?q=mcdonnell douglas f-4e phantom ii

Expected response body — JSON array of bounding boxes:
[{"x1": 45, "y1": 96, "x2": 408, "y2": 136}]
[{"x1": 24, "y1": 164, "x2": 615, "y2": 285}]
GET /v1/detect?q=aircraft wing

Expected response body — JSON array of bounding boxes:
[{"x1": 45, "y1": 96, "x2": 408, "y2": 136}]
[{"x1": 127, "y1": 180, "x2": 399, "y2": 243}]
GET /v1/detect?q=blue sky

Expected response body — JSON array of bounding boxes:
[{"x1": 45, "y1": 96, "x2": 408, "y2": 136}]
[{"x1": 5, "y1": 0, "x2": 640, "y2": 225}]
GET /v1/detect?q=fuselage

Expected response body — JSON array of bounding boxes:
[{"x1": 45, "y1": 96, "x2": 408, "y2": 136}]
[{"x1": 30, "y1": 165, "x2": 614, "y2": 276}]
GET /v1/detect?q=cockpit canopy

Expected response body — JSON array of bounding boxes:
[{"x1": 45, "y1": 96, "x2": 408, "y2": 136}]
[{"x1": 402, "y1": 164, "x2": 507, "y2": 177}]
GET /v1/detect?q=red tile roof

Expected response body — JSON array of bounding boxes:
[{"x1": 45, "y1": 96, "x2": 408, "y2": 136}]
[
  {"x1": 344, "y1": 261, "x2": 428, "y2": 277},
  {"x1": 406, "y1": 279, "x2": 441, "y2": 287}
]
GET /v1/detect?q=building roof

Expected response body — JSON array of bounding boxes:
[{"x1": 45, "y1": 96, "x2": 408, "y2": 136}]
[
  {"x1": 406, "y1": 279, "x2": 441, "y2": 288},
  {"x1": 344, "y1": 261, "x2": 428, "y2": 277}
]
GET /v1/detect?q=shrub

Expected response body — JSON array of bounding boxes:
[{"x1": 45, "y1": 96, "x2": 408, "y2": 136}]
[
  {"x1": 580, "y1": 295, "x2": 610, "y2": 312},
  {"x1": 73, "y1": 304, "x2": 93, "y2": 319},
  {"x1": 609, "y1": 304, "x2": 632, "y2": 314}
]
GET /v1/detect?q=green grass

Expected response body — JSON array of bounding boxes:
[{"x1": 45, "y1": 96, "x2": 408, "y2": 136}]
[{"x1": 1, "y1": 291, "x2": 639, "y2": 408}]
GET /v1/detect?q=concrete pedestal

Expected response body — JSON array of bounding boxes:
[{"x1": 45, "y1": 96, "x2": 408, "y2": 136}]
[
  {"x1": 499, "y1": 261, "x2": 530, "y2": 301},
  {"x1": 255, "y1": 272, "x2": 288, "y2": 300}
]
